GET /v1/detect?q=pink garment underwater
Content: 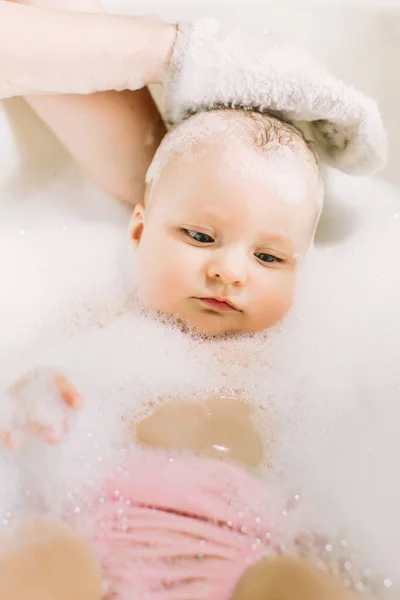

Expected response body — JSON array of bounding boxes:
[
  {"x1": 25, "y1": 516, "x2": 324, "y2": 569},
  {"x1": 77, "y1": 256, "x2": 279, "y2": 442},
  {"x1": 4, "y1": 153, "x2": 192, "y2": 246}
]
[{"x1": 85, "y1": 453, "x2": 294, "y2": 600}]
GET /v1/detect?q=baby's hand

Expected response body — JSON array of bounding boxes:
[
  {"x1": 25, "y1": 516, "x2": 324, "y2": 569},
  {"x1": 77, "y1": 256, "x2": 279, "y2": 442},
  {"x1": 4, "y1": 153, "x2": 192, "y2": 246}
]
[{"x1": 0, "y1": 367, "x2": 82, "y2": 451}]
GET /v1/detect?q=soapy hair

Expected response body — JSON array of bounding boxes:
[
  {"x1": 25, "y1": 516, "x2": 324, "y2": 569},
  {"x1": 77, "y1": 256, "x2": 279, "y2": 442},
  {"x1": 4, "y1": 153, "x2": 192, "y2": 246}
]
[
  {"x1": 211, "y1": 107, "x2": 317, "y2": 159},
  {"x1": 146, "y1": 108, "x2": 321, "y2": 191}
]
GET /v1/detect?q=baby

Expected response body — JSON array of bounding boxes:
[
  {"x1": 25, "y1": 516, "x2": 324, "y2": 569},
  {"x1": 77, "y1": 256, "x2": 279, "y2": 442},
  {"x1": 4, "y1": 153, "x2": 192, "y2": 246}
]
[
  {"x1": 0, "y1": 108, "x2": 322, "y2": 447},
  {"x1": 0, "y1": 110, "x2": 352, "y2": 600},
  {"x1": 131, "y1": 109, "x2": 322, "y2": 336}
]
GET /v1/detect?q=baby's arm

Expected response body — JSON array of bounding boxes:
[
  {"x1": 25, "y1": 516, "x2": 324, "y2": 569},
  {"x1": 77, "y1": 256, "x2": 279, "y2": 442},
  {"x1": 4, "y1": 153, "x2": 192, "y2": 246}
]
[
  {"x1": 6, "y1": 0, "x2": 170, "y2": 205},
  {"x1": 0, "y1": 367, "x2": 81, "y2": 451}
]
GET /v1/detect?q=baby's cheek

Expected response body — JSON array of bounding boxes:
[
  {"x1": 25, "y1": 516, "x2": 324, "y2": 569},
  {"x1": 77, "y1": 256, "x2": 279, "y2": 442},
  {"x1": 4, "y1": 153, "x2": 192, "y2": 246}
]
[
  {"x1": 158, "y1": 267, "x2": 188, "y2": 306},
  {"x1": 254, "y1": 273, "x2": 296, "y2": 329},
  {"x1": 136, "y1": 249, "x2": 191, "y2": 312},
  {"x1": 155, "y1": 245, "x2": 198, "y2": 298}
]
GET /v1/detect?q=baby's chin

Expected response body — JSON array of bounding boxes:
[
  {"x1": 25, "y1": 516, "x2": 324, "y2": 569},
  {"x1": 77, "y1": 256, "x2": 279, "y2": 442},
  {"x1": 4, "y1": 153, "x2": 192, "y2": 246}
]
[{"x1": 136, "y1": 299, "x2": 271, "y2": 339}]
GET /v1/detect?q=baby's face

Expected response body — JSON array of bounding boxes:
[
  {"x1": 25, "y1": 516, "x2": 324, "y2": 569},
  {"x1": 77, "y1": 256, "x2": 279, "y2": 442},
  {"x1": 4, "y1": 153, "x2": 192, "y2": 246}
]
[{"x1": 131, "y1": 133, "x2": 320, "y2": 335}]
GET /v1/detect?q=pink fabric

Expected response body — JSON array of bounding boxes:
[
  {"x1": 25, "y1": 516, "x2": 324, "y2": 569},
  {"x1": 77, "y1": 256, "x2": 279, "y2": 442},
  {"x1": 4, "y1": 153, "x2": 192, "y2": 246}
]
[{"x1": 88, "y1": 453, "x2": 290, "y2": 600}]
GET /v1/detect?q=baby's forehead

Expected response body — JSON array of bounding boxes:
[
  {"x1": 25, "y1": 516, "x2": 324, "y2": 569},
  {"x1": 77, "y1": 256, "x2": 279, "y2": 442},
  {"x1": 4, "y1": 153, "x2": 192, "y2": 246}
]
[
  {"x1": 146, "y1": 138, "x2": 320, "y2": 252},
  {"x1": 146, "y1": 112, "x2": 322, "y2": 215},
  {"x1": 146, "y1": 112, "x2": 230, "y2": 184}
]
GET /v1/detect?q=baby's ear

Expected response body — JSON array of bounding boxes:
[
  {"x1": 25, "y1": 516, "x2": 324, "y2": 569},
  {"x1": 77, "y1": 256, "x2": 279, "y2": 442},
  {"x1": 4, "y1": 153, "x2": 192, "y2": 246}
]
[{"x1": 130, "y1": 203, "x2": 145, "y2": 247}]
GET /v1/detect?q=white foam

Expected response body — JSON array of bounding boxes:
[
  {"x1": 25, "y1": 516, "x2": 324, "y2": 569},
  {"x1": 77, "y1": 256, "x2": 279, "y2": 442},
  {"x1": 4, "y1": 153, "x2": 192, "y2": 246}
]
[
  {"x1": 222, "y1": 143, "x2": 315, "y2": 206},
  {"x1": 147, "y1": 110, "x2": 323, "y2": 212},
  {"x1": 146, "y1": 111, "x2": 229, "y2": 184},
  {"x1": 1, "y1": 168, "x2": 400, "y2": 595}
]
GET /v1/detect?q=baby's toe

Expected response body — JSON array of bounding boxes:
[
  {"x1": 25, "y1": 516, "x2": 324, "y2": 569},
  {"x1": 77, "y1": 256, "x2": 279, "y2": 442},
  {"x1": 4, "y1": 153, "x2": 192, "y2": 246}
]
[
  {"x1": 54, "y1": 374, "x2": 82, "y2": 409},
  {"x1": 30, "y1": 407, "x2": 76, "y2": 444},
  {"x1": 0, "y1": 429, "x2": 22, "y2": 451},
  {"x1": 0, "y1": 389, "x2": 24, "y2": 450},
  {"x1": 31, "y1": 422, "x2": 62, "y2": 444}
]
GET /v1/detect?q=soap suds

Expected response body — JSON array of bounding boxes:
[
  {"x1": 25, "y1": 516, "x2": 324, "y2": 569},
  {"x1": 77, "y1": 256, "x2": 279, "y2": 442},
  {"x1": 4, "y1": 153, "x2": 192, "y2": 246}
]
[
  {"x1": 147, "y1": 110, "x2": 323, "y2": 210},
  {"x1": 0, "y1": 170, "x2": 400, "y2": 597},
  {"x1": 222, "y1": 144, "x2": 310, "y2": 206},
  {"x1": 146, "y1": 111, "x2": 229, "y2": 183}
]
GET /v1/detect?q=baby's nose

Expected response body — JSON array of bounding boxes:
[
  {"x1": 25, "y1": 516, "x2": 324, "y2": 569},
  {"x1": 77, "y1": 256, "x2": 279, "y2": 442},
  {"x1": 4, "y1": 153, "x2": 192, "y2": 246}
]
[{"x1": 208, "y1": 248, "x2": 248, "y2": 286}]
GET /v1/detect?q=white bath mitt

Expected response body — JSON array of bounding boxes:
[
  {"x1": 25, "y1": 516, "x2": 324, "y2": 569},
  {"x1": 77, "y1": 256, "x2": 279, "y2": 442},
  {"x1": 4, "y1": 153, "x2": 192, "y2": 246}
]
[{"x1": 163, "y1": 19, "x2": 388, "y2": 175}]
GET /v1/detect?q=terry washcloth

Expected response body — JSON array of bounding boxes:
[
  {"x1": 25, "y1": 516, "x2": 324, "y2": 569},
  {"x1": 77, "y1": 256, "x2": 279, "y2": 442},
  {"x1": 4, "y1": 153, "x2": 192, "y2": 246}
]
[{"x1": 163, "y1": 19, "x2": 388, "y2": 176}]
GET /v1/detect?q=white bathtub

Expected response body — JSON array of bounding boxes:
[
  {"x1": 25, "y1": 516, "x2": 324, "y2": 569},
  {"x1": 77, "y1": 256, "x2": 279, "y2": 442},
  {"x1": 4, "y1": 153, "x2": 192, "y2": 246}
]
[
  {"x1": 0, "y1": 0, "x2": 399, "y2": 369},
  {"x1": 1, "y1": 3, "x2": 400, "y2": 585}
]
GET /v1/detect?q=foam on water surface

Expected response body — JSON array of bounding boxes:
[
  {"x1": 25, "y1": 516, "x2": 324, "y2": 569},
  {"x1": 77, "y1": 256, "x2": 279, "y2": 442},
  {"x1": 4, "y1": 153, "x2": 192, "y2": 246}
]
[{"x1": 1, "y1": 168, "x2": 400, "y2": 596}]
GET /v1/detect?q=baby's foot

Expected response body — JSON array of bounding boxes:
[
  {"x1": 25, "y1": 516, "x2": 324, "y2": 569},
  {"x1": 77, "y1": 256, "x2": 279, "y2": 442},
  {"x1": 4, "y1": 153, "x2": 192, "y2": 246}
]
[{"x1": 0, "y1": 367, "x2": 82, "y2": 451}]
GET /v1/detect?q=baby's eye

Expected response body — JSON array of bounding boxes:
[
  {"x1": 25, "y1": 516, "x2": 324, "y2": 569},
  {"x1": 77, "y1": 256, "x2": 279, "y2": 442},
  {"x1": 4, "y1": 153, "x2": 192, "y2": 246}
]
[
  {"x1": 184, "y1": 229, "x2": 214, "y2": 244},
  {"x1": 255, "y1": 252, "x2": 285, "y2": 265}
]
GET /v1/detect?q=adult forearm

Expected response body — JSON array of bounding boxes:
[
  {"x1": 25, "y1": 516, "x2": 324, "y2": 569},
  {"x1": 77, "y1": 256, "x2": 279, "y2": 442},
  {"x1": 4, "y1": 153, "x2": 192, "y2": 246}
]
[
  {"x1": 26, "y1": 88, "x2": 166, "y2": 205},
  {"x1": 0, "y1": 2, "x2": 176, "y2": 98}
]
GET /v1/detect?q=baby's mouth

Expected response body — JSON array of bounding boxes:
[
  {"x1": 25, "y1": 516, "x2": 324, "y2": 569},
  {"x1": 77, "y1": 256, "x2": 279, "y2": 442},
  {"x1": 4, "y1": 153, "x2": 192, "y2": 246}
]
[{"x1": 197, "y1": 298, "x2": 239, "y2": 312}]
